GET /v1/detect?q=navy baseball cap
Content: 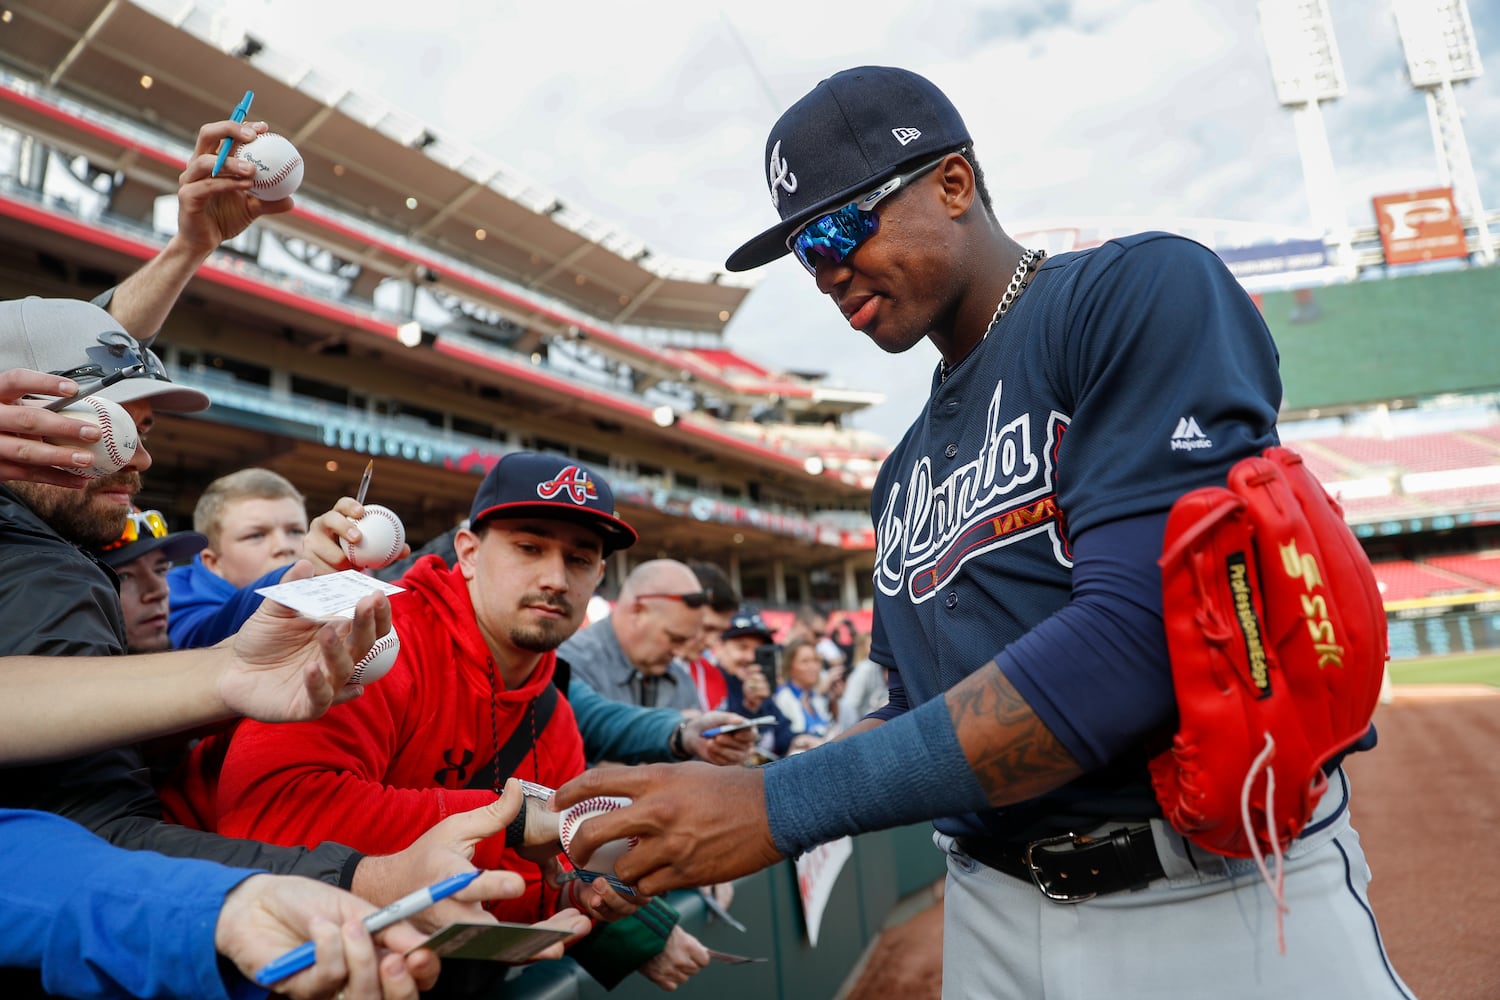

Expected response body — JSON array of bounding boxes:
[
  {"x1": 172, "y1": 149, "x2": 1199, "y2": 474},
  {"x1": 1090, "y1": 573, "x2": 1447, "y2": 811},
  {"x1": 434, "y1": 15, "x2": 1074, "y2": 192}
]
[
  {"x1": 722, "y1": 608, "x2": 775, "y2": 642},
  {"x1": 725, "y1": 66, "x2": 972, "y2": 272},
  {"x1": 96, "y1": 508, "x2": 208, "y2": 569},
  {"x1": 0, "y1": 298, "x2": 209, "y2": 412},
  {"x1": 469, "y1": 452, "x2": 637, "y2": 553}
]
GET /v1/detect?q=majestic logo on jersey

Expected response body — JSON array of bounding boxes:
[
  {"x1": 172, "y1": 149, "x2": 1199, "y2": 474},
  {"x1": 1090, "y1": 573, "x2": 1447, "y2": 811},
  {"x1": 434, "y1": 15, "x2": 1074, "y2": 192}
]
[
  {"x1": 537, "y1": 465, "x2": 599, "y2": 505},
  {"x1": 767, "y1": 140, "x2": 797, "y2": 208},
  {"x1": 1171, "y1": 416, "x2": 1213, "y2": 451},
  {"x1": 875, "y1": 381, "x2": 1072, "y2": 603},
  {"x1": 891, "y1": 127, "x2": 922, "y2": 146}
]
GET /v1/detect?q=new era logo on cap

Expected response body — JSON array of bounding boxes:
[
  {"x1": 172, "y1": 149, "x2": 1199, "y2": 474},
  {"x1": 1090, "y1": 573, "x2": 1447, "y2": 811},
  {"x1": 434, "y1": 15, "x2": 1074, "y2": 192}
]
[
  {"x1": 727, "y1": 66, "x2": 972, "y2": 272},
  {"x1": 469, "y1": 452, "x2": 637, "y2": 553}
]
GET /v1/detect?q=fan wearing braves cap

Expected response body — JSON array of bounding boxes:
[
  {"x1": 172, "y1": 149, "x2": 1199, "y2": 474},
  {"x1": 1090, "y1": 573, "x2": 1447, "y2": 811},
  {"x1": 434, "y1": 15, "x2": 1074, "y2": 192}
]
[
  {"x1": 170, "y1": 452, "x2": 708, "y2": 991},
  {"x1": 555, "y1": 67, "x2": 1410, "y2": 999}
]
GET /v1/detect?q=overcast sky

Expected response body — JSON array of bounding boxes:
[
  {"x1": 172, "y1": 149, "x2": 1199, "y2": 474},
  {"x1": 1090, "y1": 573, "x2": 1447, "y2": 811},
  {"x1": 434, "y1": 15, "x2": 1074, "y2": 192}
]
[{"x1": 183, "y1": 0, "x2": 1500, "y2": 443}]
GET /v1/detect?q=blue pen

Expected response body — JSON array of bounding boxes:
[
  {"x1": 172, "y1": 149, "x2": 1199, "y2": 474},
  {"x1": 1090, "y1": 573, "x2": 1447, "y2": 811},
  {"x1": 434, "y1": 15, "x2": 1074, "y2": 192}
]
[
  {"x1": 211, "y1": 90, "x2": 255, "y2": 177},
  {"x1": 253, "y1": 869, "x2": 480, "y2": 987}
]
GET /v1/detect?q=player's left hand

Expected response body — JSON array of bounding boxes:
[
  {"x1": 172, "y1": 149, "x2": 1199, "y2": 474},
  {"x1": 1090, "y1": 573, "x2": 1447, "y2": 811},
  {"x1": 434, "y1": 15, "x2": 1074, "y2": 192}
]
[
  {"x1": 553, "y1": 762, "x2": 783, "y2": 896},
  {"x1": 556, "y1": 865, "x2": 647, "y2": 923},
  {"x1": 174, "y1": 119, "x2": 294, "y2": 256},
  {"x1": 637, "y1": 925, "x2": 710, "y2": 991},
  {"x1": 682, "y1": 711, "x2": 758, "y2": 766},
  {"x1": 220, "y1": 560, "x2": 391, "y2": 720}
]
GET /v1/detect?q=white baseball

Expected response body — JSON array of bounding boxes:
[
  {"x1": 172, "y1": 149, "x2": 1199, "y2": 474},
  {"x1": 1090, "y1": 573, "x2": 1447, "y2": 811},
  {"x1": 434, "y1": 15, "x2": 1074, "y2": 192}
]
[
  {"x1": 559, "y1": 796, "x2": 638, "y2": 875},
  {"x1": 341, "y1": 504, "x2": 406, "y2": 570},
  {"x1": 350, "y1": 628, "x2": 400, "y2": 685},
  {"x1": 232, "y1": 133, "x2": 304, "y2": 201},
  {"x1": 44, "y1": 396, "x2": 138, "y2": 478}
]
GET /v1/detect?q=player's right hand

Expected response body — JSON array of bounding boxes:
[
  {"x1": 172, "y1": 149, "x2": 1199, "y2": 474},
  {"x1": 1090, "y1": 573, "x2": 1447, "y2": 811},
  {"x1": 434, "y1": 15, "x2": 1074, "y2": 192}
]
[{"x1": 553, "y1": 763, "x2": 784, "y2": 897}]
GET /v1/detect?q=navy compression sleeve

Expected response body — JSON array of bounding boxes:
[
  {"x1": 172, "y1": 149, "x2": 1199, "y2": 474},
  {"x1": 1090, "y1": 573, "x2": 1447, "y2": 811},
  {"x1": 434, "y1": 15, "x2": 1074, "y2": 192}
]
[{"x1": 762, "y1": 694, "x2": 988, "y2": 857}]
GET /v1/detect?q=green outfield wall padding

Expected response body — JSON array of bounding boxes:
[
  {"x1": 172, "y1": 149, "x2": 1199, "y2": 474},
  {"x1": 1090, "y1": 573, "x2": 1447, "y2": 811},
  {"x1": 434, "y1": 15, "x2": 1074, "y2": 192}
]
[{"x1": 1259, "y1": 265, "x2": 1500, "y2": 412}]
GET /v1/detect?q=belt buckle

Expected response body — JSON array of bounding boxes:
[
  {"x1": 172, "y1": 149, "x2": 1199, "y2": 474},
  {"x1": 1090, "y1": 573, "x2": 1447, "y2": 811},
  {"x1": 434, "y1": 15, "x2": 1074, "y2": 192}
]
[{"x1": 1024, "y1": 833, "x2": 1096, "y2": 903}]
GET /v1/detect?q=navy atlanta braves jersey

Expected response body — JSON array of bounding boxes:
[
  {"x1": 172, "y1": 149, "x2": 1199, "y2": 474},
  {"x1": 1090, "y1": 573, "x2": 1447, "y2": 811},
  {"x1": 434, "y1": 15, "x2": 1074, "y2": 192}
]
[{"x1": 869, "y1": 232, "x2": 1282, "y2": 841}]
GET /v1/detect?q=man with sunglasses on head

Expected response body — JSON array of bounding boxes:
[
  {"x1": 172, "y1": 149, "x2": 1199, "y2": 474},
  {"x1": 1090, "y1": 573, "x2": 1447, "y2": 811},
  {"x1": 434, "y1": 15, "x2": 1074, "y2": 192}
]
[
  {"x1": 560, "y1": 560, "x2": 710, "y2": 714},
  {"x1": 95, "y1": 508, "x2": 207, "y2": 654},
  {"x1": 554, "y1": 66, "x2": 1409, "y2": 999}
]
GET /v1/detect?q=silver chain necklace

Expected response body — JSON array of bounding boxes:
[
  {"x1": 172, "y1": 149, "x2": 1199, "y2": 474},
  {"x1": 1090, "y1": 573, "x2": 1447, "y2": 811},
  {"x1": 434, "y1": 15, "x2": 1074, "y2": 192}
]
[{"x1": 939, "y1": 247, "x2": 1046, "y2": 384}]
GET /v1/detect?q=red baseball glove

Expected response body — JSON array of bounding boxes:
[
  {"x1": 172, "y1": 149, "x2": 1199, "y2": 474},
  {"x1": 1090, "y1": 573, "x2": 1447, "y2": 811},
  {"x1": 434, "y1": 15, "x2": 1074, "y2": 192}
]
[{"x1": 1150, "y1": 446, "x2": 1387, "y2": 864}]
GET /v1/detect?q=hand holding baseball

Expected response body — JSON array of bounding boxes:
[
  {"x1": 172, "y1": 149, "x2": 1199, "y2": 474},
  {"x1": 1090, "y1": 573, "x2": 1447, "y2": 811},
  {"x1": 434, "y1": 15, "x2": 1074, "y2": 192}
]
[
  {"x1": 305, "y1": 497, "x2": 411, "y2": 575},
  {"x1": 553, "y1": 763, "x2": 784, "y2": 897},
  {"x1": 222, "y1": 560, "x2": 392, "y2": 721},
  {"x1": 174, "y1": 120, "x2": 294, "y2": 257},
  {"x1": 0, "y1": 369, "x2": 106, "y2": 487},
  {"x1": 39, "y1": 395, "x2": 138, "y2": 478}
]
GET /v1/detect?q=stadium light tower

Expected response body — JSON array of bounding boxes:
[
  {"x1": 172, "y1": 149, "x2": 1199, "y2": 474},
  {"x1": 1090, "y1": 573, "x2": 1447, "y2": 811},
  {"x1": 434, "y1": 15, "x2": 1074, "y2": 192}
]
[
  {"x1": 1257, "y1": 0, "x2": 1357, "y2": 273},
  {"x1": 1391, "y1": 0, "x2": 1496, "y2": 265}
]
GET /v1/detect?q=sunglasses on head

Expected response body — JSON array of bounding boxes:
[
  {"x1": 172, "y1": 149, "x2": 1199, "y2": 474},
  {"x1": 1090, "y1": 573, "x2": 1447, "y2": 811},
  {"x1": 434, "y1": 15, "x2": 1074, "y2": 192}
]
[
  {"x1": 637, "y1": 591, "x2": 710, "y2": 610},
  {"x1": 100, "y1": 509, "x2": 169, "y2": 553},
  {"x1": 785, "y1": 151, "x2": 957, "y2": 276},
  {"x1": 50, "y1": 331, "x2": 170, "y2": 387}
]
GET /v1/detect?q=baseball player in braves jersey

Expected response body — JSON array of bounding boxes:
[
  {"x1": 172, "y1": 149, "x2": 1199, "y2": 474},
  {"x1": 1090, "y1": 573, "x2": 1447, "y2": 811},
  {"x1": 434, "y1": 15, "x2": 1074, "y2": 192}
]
[{"x1": 557, "y1": 67, "x2": 1411, "y2": 998}]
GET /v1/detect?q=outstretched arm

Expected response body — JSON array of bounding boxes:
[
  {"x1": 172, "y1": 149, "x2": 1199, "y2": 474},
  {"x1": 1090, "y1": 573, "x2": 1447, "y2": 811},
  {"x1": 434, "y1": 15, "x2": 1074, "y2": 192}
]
[
  {"x1": 0, "y1": 561, "x2": 390, "y2": 765},
  {"x1": 106, "y1": 119, "x2": 293, "y2": 339}
]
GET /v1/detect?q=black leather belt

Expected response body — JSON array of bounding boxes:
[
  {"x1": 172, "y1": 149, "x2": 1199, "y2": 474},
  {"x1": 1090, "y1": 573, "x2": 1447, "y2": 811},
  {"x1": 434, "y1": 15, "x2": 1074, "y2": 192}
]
[{"x1": 955, "y1": 826, "x2": 1164, "y2": 902}]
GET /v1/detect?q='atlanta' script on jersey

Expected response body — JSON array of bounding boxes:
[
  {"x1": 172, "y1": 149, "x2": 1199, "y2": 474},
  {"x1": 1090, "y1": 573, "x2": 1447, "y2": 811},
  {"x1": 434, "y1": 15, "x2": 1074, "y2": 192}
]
[{"x1": 875, "y1": 381, "x2": 1073, "y2": 603}]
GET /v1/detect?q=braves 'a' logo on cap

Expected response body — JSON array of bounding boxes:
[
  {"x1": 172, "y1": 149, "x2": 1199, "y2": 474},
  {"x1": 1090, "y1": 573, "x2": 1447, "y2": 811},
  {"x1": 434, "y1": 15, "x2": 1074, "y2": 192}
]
[
  {"x1": 537, "y1": 465, "x2": 599, "y2": 506},
  {"x1": 767, "y1": 139, "x2": 797, "y2": 208}
]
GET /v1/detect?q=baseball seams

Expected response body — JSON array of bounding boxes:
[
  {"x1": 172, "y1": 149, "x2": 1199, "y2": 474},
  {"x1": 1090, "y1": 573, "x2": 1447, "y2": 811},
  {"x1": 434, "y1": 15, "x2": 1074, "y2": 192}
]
[
  {"x1": 233, "y1": 134, "x2": 304, "y2": 200},
  {"x1": 349, "y1": 628, "x2": 400, "y2": 685},
  {"x1": 49, "y1": 396, "x2": 139, "y2": 478},
  {"x1": 559, "y1": 796, "x2": 638, "y2": 873},
  {"x1": 254, "y1": 155, "x2": 302, "y2": 194},
  {"x1": 89, "y1": 398, "x2": 128, "y2": 471}
]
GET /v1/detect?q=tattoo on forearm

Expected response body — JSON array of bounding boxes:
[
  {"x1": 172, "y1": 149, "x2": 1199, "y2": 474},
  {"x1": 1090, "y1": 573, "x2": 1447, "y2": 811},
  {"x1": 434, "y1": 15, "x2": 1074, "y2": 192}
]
[{"x1": 948, "y1": 664, "x2": 1081, "y2": 805}]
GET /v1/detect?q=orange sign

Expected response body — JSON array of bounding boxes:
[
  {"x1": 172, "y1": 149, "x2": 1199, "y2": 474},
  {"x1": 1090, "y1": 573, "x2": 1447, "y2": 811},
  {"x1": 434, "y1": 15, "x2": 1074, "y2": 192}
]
[{"x1": 1372, "y1": 187, "x2": 1469, "y2": 265}]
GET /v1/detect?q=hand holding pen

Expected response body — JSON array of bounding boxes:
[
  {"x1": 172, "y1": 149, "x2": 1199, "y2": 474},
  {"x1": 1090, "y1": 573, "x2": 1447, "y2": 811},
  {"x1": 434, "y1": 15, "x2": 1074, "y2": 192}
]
[
  {"x1": 213, "y1": 90, "x2": 255, "y2": 177},
  {"x1": 253, "y1": 870, "x2": 480, "y2": 987}
]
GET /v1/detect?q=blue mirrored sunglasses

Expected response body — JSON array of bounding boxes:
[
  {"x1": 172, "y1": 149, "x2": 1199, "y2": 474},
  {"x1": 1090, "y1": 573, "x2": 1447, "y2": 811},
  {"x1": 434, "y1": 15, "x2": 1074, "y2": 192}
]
[{"x1": 785, "y1": 152, "x2": 955, "y2": 275}]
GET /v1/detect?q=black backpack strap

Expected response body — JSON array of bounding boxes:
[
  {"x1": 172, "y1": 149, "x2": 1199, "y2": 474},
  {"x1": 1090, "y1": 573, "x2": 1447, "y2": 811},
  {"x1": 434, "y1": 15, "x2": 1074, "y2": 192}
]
[{"x1": 464, "y1": 681, "x2": 560, "y2": 791}]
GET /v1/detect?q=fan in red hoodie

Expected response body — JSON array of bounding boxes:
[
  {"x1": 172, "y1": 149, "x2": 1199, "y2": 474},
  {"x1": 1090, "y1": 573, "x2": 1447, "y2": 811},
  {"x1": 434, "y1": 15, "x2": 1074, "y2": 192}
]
[{"x1": 172, "y1": 453, "x2": 638, "y2": 926}]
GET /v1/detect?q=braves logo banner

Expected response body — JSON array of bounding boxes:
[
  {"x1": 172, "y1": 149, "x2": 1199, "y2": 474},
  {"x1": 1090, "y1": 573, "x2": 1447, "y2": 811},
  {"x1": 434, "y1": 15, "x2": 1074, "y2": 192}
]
[{"x1": 537, "y1": 465, "x2": 598, "y2": 506}]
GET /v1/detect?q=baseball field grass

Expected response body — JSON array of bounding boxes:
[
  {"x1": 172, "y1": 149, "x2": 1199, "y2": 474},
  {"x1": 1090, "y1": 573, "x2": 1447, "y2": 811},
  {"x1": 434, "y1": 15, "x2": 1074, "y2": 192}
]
[{"x1": 1389, "y1": 649, "x2": 1500, "y2": 687}]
